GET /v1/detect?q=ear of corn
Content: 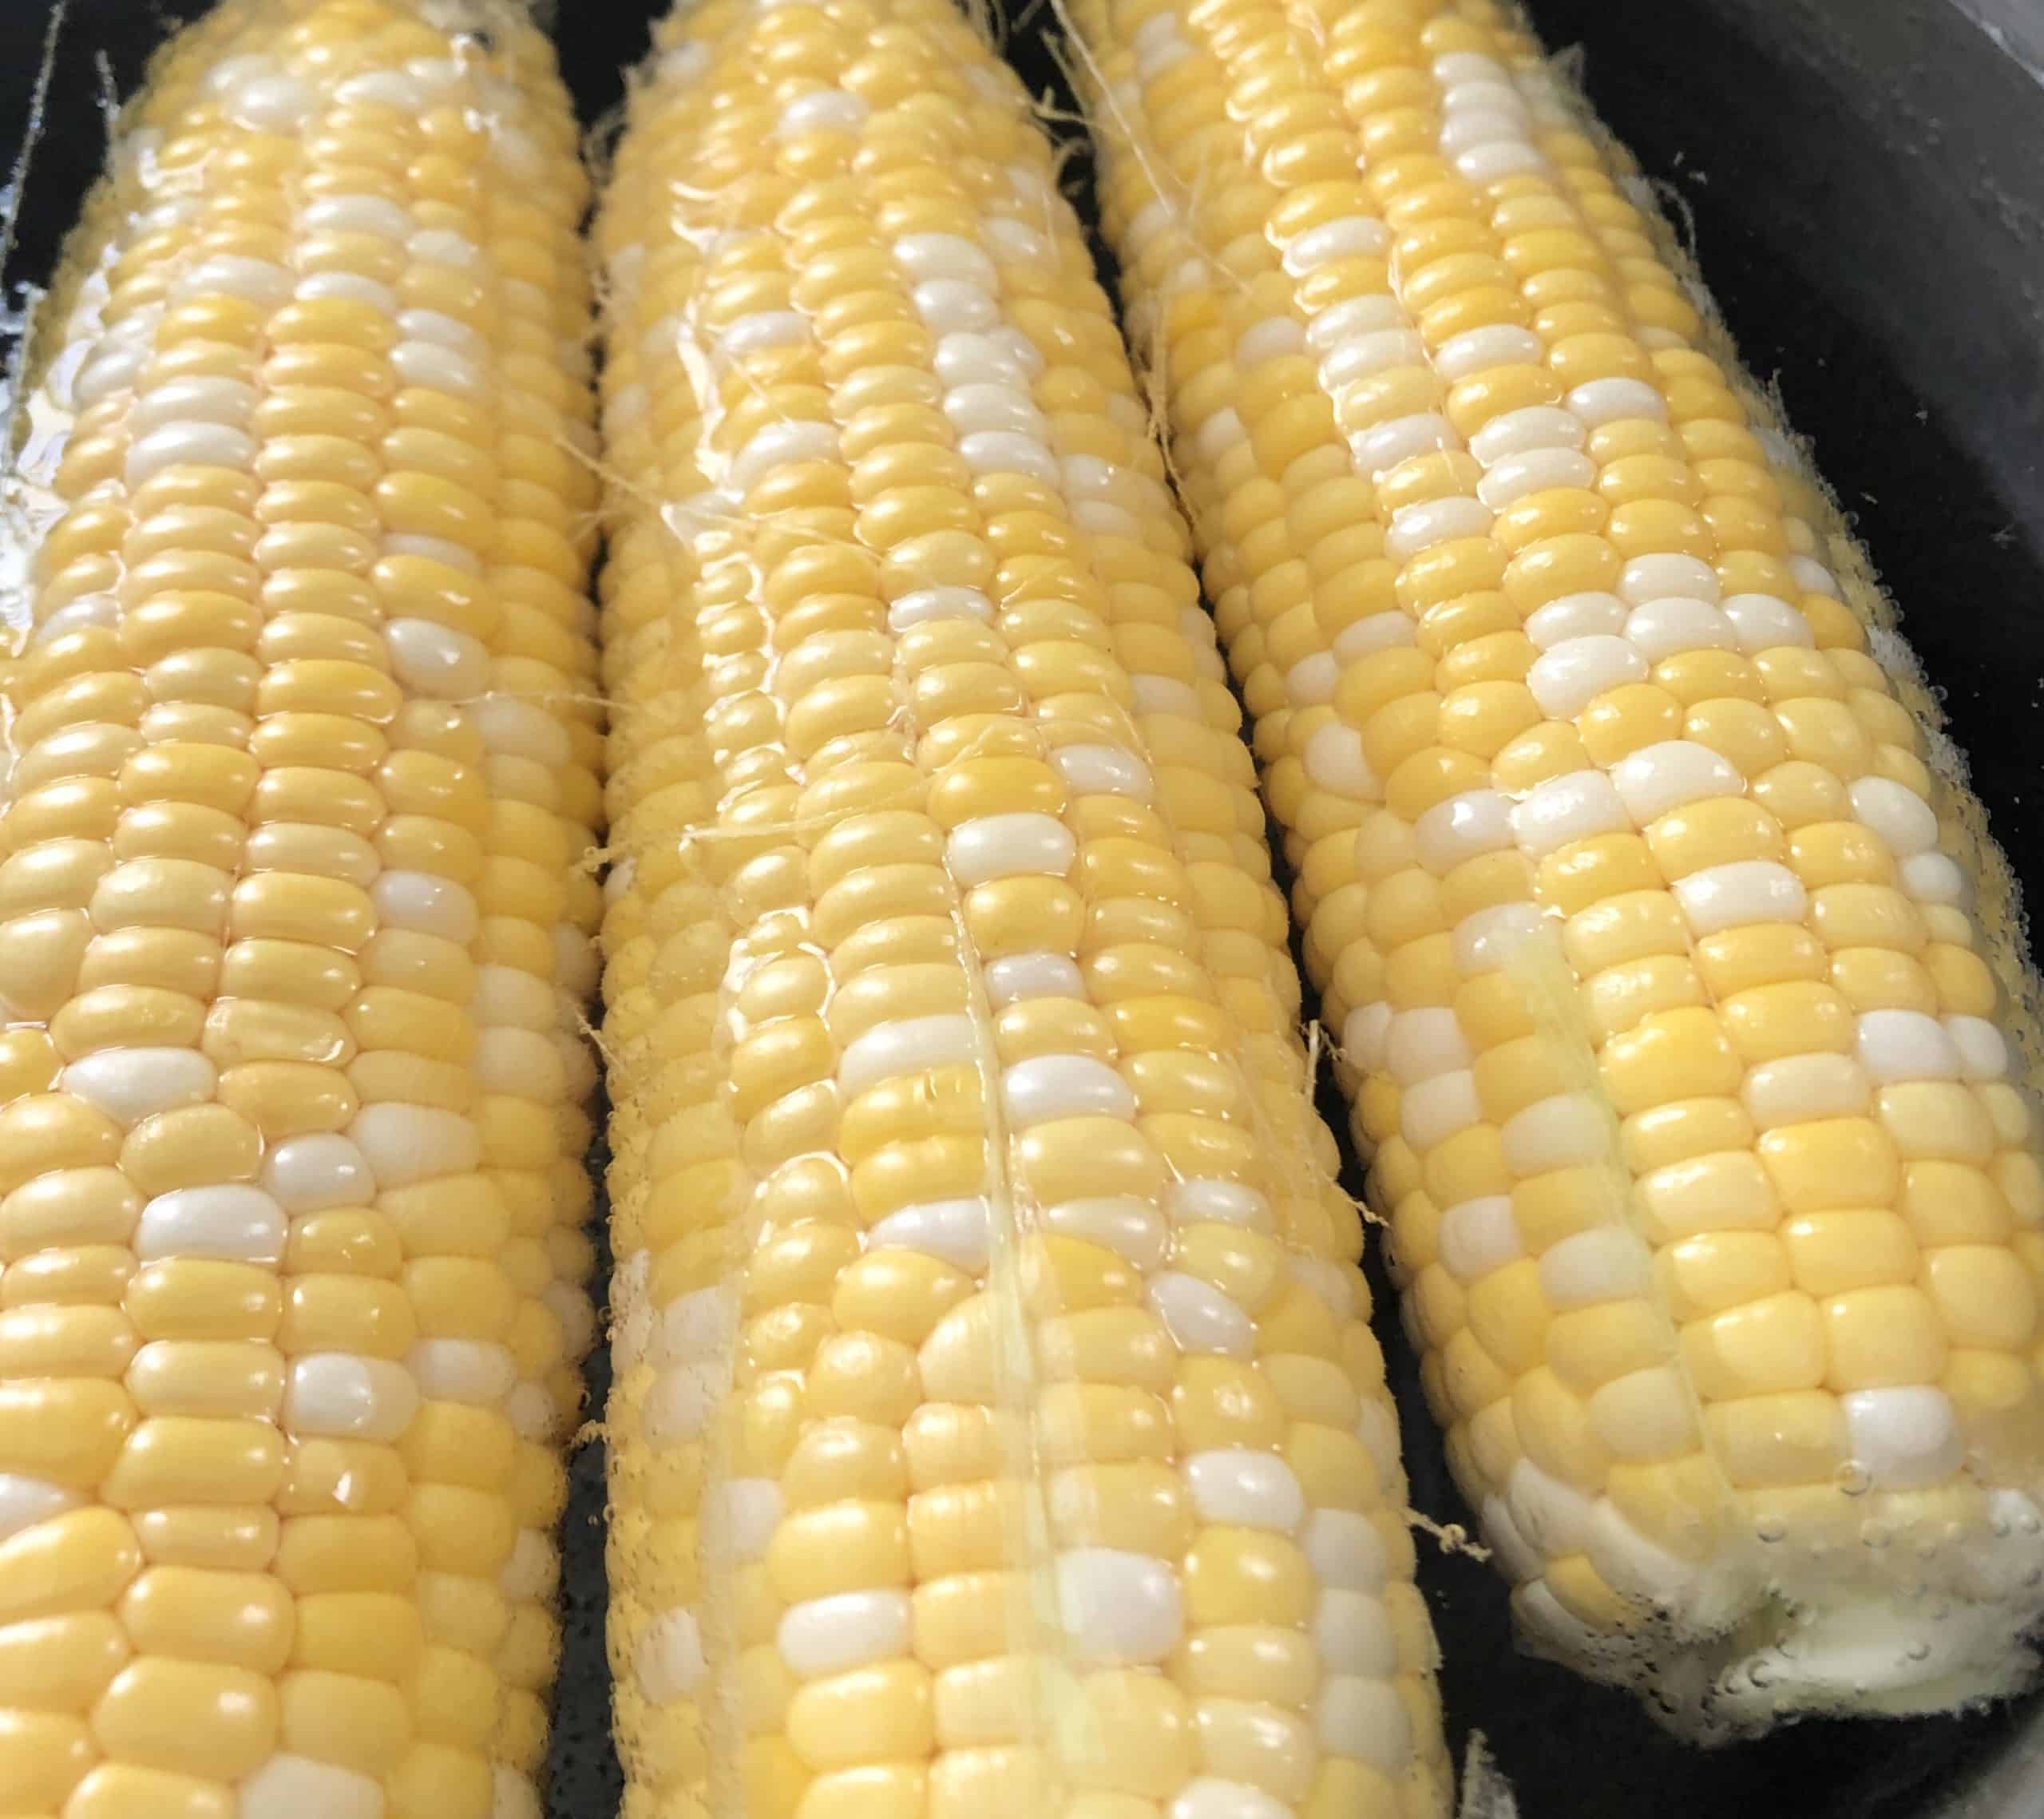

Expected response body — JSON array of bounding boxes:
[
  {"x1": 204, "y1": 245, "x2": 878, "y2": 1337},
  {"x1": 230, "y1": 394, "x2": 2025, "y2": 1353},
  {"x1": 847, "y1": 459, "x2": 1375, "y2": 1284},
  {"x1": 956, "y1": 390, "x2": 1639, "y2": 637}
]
[
  {"x1": 1072, "y1": 0, "x2": 2044, "y2": 1734},
  {"x1": 595, "y1": 2, "x2": 1450, "y2": 1816},
  {"x1": 0, "y1": 4, "x2": 600, "y2": 1814}
]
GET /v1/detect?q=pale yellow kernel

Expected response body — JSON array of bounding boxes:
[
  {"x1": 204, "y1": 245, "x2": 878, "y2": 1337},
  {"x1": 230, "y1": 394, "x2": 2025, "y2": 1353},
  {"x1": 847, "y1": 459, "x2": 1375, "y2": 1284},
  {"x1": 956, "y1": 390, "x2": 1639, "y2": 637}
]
[{"x1": 1822, "y1": 1285, "x2": 1950, "y2": 1390}]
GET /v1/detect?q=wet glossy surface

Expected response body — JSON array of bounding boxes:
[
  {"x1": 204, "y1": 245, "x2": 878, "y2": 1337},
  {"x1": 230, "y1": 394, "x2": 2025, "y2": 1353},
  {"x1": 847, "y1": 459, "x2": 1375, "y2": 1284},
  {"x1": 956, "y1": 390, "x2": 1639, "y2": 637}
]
[{"x1": 6, "y1": 2, "x2": 2044, "y2": 1817}]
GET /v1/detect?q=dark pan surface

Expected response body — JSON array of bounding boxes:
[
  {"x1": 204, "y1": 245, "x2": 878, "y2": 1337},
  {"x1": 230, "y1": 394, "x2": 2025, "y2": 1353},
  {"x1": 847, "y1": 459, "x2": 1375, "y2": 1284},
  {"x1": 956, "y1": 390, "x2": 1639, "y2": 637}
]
[{"x1": 3, "y1": 3, "x2": 2041, "y2": 1814}]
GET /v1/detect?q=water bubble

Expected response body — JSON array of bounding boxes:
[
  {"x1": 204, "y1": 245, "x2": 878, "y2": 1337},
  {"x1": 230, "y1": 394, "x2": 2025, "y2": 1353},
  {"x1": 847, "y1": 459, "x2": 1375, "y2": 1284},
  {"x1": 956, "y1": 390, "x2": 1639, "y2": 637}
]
[
  {"x1": 1860, "y1": 1520, "x2": 1891, "y2": 1551},
  {"x1": 1905, "y1": 1641, "x2": 1932, "y2": 1663},
  {"x1": 1836, "y1": 1460, "x2": 1872, "y2": 1497},
  {"x1": 1754, "y1": 1515, "x2": 1787, "y2": 1544}
]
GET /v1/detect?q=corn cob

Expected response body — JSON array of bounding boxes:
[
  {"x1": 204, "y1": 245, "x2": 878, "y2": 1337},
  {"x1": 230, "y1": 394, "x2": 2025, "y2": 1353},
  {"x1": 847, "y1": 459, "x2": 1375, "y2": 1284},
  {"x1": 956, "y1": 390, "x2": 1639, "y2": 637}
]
[
  {"x1": 0, "y1": 2, "x2": 601, "y2": 1813},
  {"x1": 1071, "y1": 0, "x2": 2044, "y2": 1734},
  {"x1": 595, "y1": 2, "x2": 1452, "y2": 1816}
]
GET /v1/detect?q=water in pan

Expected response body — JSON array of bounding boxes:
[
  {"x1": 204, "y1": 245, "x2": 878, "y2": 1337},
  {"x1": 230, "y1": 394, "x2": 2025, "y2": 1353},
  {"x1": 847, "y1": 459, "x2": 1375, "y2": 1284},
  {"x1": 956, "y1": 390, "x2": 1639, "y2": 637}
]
[{"x1": 4, "y1": 1, "x2": 2042, "y2": 1815}]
